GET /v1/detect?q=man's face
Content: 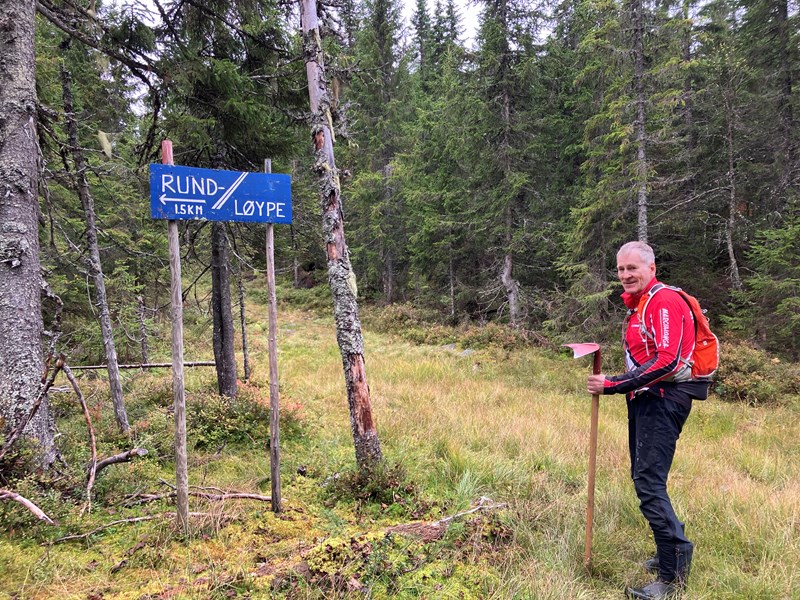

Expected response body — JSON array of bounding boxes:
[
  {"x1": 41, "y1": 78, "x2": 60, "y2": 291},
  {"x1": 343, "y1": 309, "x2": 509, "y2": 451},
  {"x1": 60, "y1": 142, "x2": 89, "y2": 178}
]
[{"x1": 617, "y1": 250, "x2": 656, "y2": 295}]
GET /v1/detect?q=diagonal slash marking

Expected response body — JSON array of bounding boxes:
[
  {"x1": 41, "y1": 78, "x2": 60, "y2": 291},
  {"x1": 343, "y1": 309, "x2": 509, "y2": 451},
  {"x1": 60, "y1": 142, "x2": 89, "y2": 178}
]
[{"x1": 211, "y1": 172, "x2": 248, "y2": 210}]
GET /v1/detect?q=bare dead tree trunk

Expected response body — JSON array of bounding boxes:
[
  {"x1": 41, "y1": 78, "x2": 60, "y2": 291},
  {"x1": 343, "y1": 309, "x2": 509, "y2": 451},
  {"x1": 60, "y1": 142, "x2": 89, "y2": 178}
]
[
  {"x1": 60, "y1": 62, "x2": 129, "y2": 433},
  {"x1": 681, "y1": 0, "x2": 697, "y2": 198},
  {"x1": 382, "y1": 251, "x2": 394, "y2": 305},
  {"x1": 631, "y1": 0, "x2": 649, "y2": 242},
  {"x1": 500, "y1": 210, "x2": 520, "y2": 327},
  {"x1": 137, "y1": 295, "x2": 150, "y2": 363},
  {"x1": 290, "y1": 159, "x2": 301, "y2": 289},
  {"x1": 448, "y1": 245, "x2": 456, "y2": 321},
  {"x1": 0, "y1": 0, "x2": 57, "y2": 466},
  {"x1": 211, "y1": 222, "x2": 238, "y2": 397},
  {"x1": 776, "y1": 0, "x2": 795, "y2": 198},
  {"x1": 237, "y1": 265, "x2": 250, "y2": 382},
  {"x1": 723, "y1": 89, "x2": 743, "y2": 291},
  {"x1": 500, "y1": 81, "x2": 520, "y2": 327},
  {"x1": 301, "y1": 0, "x2": 383, "y2": 471},
  {"x1": 381, "y1": 164, "x2": 395, "y2": 305}
]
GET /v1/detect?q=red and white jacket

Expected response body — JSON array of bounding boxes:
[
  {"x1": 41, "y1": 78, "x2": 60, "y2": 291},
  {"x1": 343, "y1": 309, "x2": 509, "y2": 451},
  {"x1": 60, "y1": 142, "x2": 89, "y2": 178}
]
[{"x1": 603, "y1": 278, "x2": 700, "y2": 401}]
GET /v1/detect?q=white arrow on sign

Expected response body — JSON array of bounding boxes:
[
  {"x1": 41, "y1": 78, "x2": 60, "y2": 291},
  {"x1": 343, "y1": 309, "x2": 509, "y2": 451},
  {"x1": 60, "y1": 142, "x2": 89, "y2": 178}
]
[{"x1": 160, "y1": 194, "x2": 206, "y2": 205}]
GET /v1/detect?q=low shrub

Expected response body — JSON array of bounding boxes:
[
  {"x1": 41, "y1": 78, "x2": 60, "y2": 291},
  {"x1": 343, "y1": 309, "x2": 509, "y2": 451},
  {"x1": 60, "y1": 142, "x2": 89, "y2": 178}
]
[
  {"x1": 458, "y1": 322, "x2": 531, "y2": 351},
  {"x1": 187, "y1": 390, "x2": 271, "y2": 450},
  {"x1": 714, "y1": 340, "x2": 800, "y2": 405},
  {"x1": 275, "y1": 282, "x2": 331, "y2": 313},
  {"x1": 366, "y1": 304, "x2": 534, "y2": 350},
  {"x1": 321, "y1": 462, "x2": 422, "y2": 517},
  {"x1": 187, "y1": 383, "x2": 306, "y2": 451}
]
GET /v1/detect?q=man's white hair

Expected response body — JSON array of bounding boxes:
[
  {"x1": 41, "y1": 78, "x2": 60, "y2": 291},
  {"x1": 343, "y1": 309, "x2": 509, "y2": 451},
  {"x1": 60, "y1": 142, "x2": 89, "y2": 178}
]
[{"x1": 617, "y1": 241, "x2": 656, "y2": 265}]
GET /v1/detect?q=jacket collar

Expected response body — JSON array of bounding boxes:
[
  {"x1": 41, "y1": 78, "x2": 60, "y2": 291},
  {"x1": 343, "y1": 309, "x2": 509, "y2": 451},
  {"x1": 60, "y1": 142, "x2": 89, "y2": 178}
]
[{"x1": 621, "y1": 277, "x2": 660, "y2": 310}]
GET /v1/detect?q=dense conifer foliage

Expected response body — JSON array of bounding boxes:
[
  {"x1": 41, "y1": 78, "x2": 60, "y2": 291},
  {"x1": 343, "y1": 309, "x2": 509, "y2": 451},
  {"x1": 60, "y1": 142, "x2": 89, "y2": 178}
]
[{"x1": 23, "y1": 0, "x2": 800, "y2": 370}]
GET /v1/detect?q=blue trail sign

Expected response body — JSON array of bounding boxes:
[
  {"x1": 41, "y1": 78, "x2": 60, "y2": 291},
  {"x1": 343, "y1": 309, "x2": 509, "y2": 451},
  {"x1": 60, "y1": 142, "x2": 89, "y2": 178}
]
[{"x1": 150, "y1": 163, "x2": 292, "y2": 223}]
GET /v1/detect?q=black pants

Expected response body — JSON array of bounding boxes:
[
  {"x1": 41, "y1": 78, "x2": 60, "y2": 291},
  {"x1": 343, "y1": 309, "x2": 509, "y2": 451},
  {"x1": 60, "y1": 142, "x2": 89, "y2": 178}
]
[{"x1": 628, "y1": 391, "x2": 694, "y2": 583}]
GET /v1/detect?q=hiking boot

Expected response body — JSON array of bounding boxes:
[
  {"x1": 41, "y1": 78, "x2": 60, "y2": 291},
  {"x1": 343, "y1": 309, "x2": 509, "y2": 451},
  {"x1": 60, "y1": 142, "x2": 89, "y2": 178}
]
[
  {"x1": 625, "y1": 580, "x2": 680, "y2": 600},
  {"x1": 644, "y1": 555, "x2": 659, "y2": 573}
]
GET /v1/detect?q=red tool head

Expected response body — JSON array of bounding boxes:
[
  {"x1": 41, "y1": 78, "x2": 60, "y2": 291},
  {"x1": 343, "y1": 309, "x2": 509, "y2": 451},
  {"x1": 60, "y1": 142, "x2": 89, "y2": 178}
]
[
  {"x1": 562, "y1": 343, "x2": 600, "y2": 359},
  {"x1": 563, "y1": 343, "x2": 602, "y2": 375}
]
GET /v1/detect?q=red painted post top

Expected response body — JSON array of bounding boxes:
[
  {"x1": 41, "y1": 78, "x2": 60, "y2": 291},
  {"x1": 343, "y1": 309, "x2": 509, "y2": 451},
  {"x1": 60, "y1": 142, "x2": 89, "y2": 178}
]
[{"x1": 161, "y1": 140, "x2": 174, "y2": 166}]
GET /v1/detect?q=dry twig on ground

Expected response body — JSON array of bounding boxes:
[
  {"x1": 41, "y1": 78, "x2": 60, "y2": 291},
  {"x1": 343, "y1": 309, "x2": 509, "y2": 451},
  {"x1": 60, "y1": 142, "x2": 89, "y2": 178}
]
[
  {"x1": 49, "y1": 512, "x2": 218, "y2": 544},
  {"x1": 0, "y1": 489, "x2": 56, "y2": 525},
  {"x1": 94, "y1": 448, "x2": 149, "y2": 476},
  {"x1": 62, "y1": 363, "x2": 97, "y2": 516}
]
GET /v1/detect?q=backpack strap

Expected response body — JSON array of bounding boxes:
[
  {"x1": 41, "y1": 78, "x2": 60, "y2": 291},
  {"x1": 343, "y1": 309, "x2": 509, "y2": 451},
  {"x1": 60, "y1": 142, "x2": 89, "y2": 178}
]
[
  {"x1": 636, "y1": 283, "x2": 695, "y2": 377},
  {"x1": 636, "y1": 284, "x2": 665, "y2": 346}
]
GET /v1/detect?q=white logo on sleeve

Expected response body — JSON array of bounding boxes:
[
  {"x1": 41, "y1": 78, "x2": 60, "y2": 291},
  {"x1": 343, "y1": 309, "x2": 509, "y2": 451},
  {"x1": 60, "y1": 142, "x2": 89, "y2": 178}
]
[{"x1": 660, "y1": 308, "x2": 670, "y2": 347}]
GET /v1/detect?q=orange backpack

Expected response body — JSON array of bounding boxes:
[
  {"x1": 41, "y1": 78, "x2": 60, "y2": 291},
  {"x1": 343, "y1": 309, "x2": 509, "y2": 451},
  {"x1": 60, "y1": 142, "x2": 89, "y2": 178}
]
[{"x1": 636, "y1": 284, "x2": 720, "y2": 382}]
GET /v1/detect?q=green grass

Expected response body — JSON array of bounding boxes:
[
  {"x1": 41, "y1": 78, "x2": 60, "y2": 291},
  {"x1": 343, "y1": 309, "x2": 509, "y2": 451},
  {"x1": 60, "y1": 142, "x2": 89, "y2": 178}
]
[{"x1": 1, "y1": 290, "x2": 799, "y2": 599}]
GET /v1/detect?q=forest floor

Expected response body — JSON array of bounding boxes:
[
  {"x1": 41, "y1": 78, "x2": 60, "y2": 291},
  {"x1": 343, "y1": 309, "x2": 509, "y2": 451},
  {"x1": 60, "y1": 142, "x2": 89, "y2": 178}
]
[{"x1": 1, "y1": 288, "x2": 799, "y2": 599}]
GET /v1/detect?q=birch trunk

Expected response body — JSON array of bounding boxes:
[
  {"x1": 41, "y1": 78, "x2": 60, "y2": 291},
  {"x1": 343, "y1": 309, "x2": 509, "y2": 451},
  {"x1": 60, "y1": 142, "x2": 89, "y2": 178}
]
[
  {"x1": 300, "y1": 0, "x2": 383, "y2": 470},
  {"x1": 0, "y1": 0, "x2": 56, "y2": 464},
  {"x1": 60, "y1": 63, "x2": 129, "y2": 433}
]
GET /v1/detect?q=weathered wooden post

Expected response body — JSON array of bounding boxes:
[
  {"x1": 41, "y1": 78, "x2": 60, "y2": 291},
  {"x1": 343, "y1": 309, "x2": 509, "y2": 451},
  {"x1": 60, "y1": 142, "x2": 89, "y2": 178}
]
[
  {"x1": 151, "y1": 144, "x2": 291, "y2": 521},
  {"x1": 265, "y1": 158, "x2": 282, "y2": 513},
  {"x1": 162, "y1": 140, "x2": 190, "y2": 533}
]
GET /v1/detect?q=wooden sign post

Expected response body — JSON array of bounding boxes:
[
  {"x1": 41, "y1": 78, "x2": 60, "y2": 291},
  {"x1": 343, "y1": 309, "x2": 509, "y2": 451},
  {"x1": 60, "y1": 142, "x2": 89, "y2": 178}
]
[
  {"x1": 162, "y1": 140, "x2": 190, "y2": 533},
  {"x1": 265, "y1": 159, "x2": 282, "y2": 513},
  {"x1": 150, "y1": 145, "x2": 291, "y2": 519}
]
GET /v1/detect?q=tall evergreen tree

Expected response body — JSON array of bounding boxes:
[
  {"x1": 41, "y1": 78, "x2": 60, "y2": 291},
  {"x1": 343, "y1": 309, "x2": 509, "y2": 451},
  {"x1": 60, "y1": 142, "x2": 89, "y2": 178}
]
[
  {"x1": 0, "y1": 0, "x2": 57, "y2": 465},
  {"x1": 469, "y1": 0, "x2": 541, "y2": 325},
  {"x1": 346, "y1": 0, "x2": 411, "y2": 303}
]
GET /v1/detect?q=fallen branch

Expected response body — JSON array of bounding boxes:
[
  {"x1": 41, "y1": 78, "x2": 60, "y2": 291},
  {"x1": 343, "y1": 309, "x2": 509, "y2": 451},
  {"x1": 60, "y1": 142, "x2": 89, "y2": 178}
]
[
  {"x1": 68, "y1": 361, "x2": 216, "y2": 370},
  {"x1": 123, "y1": 479, "x2": 273, "y2": 507},
  {"x1": 0, "y1": 356, "x2": 64, "y2": 461},
  {"x1": 48, "y1": 512, "x2": 217, "y2": 544},
  {"x1": 0, "y1": 489, "x2": 56, "y2": 525},
  {"x1": 62, "y1": 363, "x2": 97, "y2": 516},
  {"x1": 191, "y1": 491, "x2": 272, "y2": 502},
  {"x1": 123, "y1": 492, "x2": 174, "y2": 507},
  {"x1": 128, "y1": 491, "x2": 275, "y2": 505},
  {"x1": 438, "y1": 496, "x2": 508, "y2": 525},
  {"x1": 387, "y1": 496, "x2": 507, "y2": 542},
  {"x1": 94, "y1": 448, "x2": 149, "y2": 477}
]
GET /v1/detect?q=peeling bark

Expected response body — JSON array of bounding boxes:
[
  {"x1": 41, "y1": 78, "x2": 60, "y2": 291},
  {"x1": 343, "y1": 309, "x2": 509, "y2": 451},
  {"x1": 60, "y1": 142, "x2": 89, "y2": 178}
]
[
  {"x1": 0, "y1": 0, "x2": 56, "y2": 465},
  {"x1": 301, "y1": 0, "x2": 383, "y2": 471}
]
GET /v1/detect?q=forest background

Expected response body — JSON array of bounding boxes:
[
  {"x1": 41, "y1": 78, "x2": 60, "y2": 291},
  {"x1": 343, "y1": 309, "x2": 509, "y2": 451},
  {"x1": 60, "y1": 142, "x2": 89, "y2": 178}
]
[
  {"x1": 18, "y1": 0, "x2": 800, "y2": 363},
  {"x1": 0, "y1": 0, "x2": 799, "y2": 596}
]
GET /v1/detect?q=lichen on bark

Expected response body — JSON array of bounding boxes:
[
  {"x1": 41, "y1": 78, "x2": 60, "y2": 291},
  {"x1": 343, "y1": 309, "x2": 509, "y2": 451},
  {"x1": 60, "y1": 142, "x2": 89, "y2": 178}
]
[
  {"x1": 301, "y1": 0, "x2": 382, "y2": 471},
  {"x1": 0, "y1": 0, "x2": 56, "y2": 465}
]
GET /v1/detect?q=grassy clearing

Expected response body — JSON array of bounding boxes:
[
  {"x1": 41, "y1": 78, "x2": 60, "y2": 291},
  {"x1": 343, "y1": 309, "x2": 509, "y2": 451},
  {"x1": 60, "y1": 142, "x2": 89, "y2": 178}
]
[{"x1": 1, "y1": 290, "x2": 799, "y2": 599}]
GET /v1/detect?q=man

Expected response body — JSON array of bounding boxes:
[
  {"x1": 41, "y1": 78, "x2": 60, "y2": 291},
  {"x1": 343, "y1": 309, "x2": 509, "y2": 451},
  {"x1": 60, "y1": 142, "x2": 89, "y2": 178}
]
[{"x1": 588, "y1": 241, "x2": 707, "y2": 599}]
